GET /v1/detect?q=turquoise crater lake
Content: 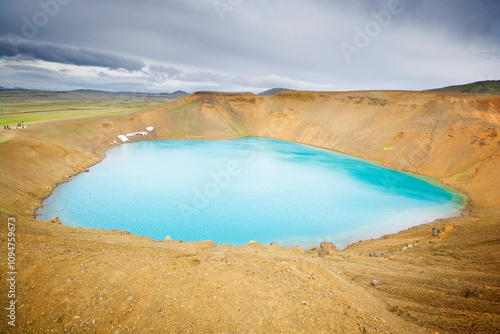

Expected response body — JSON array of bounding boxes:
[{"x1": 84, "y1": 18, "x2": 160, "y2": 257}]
[{"x1": 37, "y1": 138, "x2": 465, "y2": 249}]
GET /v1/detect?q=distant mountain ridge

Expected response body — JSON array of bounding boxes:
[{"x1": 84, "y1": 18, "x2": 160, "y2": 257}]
[
  {"x1": 258, "y1": 88, "x2": 294, "y2": 96},
  {"x1": 428, "y1": 80, "x2": 500, "y2": 95},
  {"x1": 0, "y1": 86, "x2": 28, "y2": 90},
  {"x1": 2, "y1": 81, "x2": 499, "y2": 97},
  {"x1": 0, "y1": 89, "x2": 188, "y2": 101},
  {"x1": 62, "y1": 89, "x2": 188, "y2": 99}
]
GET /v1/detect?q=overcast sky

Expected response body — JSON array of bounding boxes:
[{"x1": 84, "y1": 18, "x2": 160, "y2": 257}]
[{"x1": 0, "y1": 0, "x2": 499, "y2": 93}]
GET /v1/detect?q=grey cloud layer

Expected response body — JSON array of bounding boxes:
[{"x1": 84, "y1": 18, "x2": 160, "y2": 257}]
[
  {"x1": 0, "y1": 39, "x2": 144, "y2": 71},
  {"x1": 0, "y1": 0, "x2": 499, "y2": 92}
]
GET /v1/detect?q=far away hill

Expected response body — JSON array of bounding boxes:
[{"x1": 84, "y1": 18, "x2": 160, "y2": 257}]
[
  {"x1": 67, "y1": 89, "x2": 188, "y2": 100},
  {"x1": 258, "y1": 88, "x2": 294, "y2": 96},
  {"x1": 0, "y1": 89, "x2": 188, "y2": 102},
  {"x1": 0, "y1": 86, "x2": 28, "y2": 90},
  {"x1": 428, "y1": 80, "x2": 500, "y2": 95}
]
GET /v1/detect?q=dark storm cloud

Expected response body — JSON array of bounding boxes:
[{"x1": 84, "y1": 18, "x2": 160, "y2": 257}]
[
  {"x1": 402, "y1": 0, "x2": 500, "y2": 38},
  {"x1": 0, "y1": 0, "x2": 499, "y2": 92},
  {"x1": 0, "y1": 38, "x2": 144, "y2": 71}
]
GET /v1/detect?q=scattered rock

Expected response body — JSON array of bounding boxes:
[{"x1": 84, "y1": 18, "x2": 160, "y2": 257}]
[
  {"x1": 318, "y1": 241, "x2": 336, "y2": 257},
  {"x1": 368, "y1": 250, "x2": 390, "y2": 258},
  {"x1": 270, "y1": 242, "x2": 279, "y2": 246},
  {"x1": 371, "y1": 279, "x2": 381, "y2": 286},
  {"x1": 432, "y1": 226, "x2": 444, "y2": 237},
  {"x1": 126, "y1": 296, "x2": 133, "y2": 303},
  {"x1": 112, "y1": 229, "x2": 131, "y2": 235},
  {"x1": 163, "y1": 236, "x2": 184, "y2": 244},
  {"x1": 50, "y1": 217, "x2": 62, "y2": 225},
  {"x1": 433, "y1": 225, "x2": 453, "y2": 238},
  {"x1": 465, "y1": 287, "x2": 478, "y2": 298},
  {"x1": 306, "y1": 273, "x2": 316, "y2": 279}
]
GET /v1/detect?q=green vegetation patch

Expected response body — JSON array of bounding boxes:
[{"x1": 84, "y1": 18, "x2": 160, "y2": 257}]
[
  {"x1": 0, "y1": 99, "x2": 164, "y2": 126},
  {"x1": 428, "y1": 80, "x2": 500, "y2": 95}
]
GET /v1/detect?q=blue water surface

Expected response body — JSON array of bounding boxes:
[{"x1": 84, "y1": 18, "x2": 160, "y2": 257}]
[{"x1": 37, "y1": 138, "x2": 465, "y2": 248}]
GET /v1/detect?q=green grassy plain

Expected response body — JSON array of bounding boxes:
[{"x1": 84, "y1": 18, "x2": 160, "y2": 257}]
[
  {"x1": 0, "y1": 100, "x2": 163, "y2": 125},
  {"x1": 0, "y1": 90, "x2": 166, "y2": 126}
]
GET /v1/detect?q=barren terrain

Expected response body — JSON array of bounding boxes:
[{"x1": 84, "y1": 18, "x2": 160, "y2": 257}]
[{"x1": 1, "y1": 90, "x2": 499, "y2": 333}]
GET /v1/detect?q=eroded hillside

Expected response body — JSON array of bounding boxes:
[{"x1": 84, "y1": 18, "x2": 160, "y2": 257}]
[{"x1": 0, "y1": 91, "x2": 499, "y2": 333}]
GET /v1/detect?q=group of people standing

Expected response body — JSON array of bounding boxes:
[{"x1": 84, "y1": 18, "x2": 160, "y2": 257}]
[{"x1": 3, "y1": 121, "x2": 27, "y2": 130}]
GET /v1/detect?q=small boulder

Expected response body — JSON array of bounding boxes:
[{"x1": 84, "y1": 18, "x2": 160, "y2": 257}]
[
  {"x1": 164, "y1": 235, "x2": 171, "y2": 241},
  {"x1": 270, "y1": 242, "x2": 279, "y2": 247},
  {"x1": 369, "y1": 250, "x2": 384, "y2": 257},
  {"x1": 432, "y1": 226, "x2": 446, "y2": 237},
  {"x1": 248, "y1": 240, "x2": 257, "y2": 245},
  {"x1": 371, "y1": 279, "x2": 381, "y2": 286},
  {"x1": 433, "y1": 224, "x2": 453, "y2": 238},
  {"x1": 50, "y1": 217, "x2": 62, "y2": 225},
  {"x1": 465, "y1": 287, "x2": 478, "y2": 298},
  {"x1": 318, "y1": 241, "x2": 336, "y2": 257}
]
